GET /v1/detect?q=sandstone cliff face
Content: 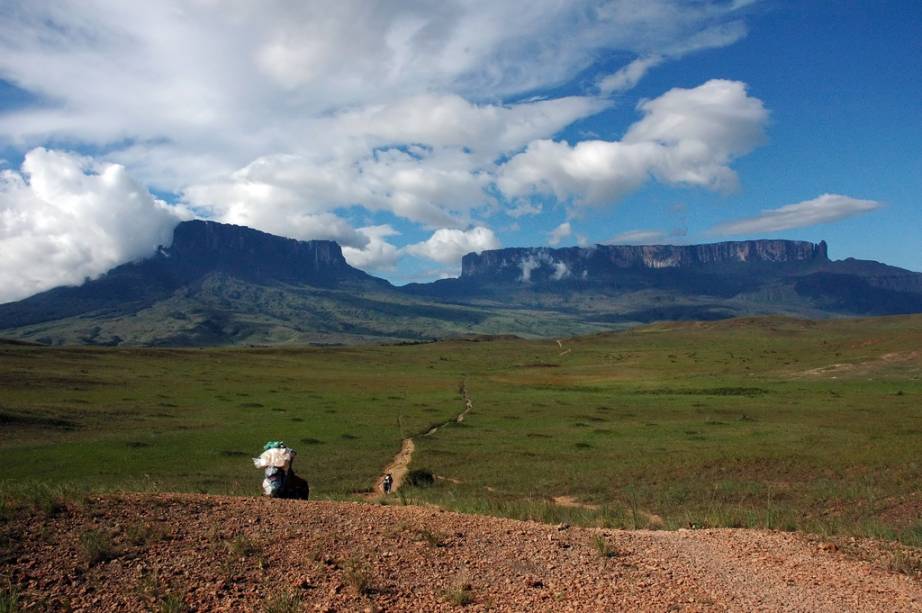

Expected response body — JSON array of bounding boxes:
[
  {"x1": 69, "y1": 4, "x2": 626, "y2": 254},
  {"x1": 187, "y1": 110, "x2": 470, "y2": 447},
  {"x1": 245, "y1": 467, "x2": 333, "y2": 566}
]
[
  {"x1": 166, "y1": 220, "x2": 353, "y2": 280},
  {"x1": 461, "y1": 240, "x2": 829, "y2": 283},
  {"x1": 162, "y1": 220, "x2": 349, "y2": 274}
]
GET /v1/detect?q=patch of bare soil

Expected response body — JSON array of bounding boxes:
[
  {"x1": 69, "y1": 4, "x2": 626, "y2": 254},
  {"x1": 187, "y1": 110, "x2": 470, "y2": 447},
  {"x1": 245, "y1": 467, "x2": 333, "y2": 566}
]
[
  {"x1": 795, "y1": 350, "x2": 921, "y2": 379},
  {"x1": 3, "y1": 494, "x2": 920, "y2": 611},
  {"x1": 551, "y1": 495, "x2": 599, "y2": 510}
]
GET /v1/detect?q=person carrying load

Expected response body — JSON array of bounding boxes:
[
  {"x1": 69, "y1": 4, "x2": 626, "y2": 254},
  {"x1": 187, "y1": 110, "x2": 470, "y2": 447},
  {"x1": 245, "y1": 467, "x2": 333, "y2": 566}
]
[{"x1": 252, "y1": 440, "x2": 309, "y2": 499}]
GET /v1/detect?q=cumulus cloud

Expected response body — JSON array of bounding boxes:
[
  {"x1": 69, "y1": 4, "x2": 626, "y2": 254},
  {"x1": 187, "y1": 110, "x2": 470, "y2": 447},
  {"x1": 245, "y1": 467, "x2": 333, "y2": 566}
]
[
  {"x1": 184, "y1": 144, "x2": 492, "y2": 230},
  {"x1": 341, "y1": 225, "x2": 401, "y2": 272},
  {"x1": 405, "y1": 227, "x2": 500, "y2": 269},
  {"x1": 0, "y1": 1, "x2": 754, "y2": 196},
  {"x1": 0, "y1": 2, "x2": 764, "y2": 294},
  {"x1": 548, "y1": 222, "x2": 573, "y2": 246},
  {"x1": 0, "y1": 148, "x2": 181, "y2": 304},
  {"x1": 331, "y1": 94, "x2": 609, "y2": 161},
  {"x1": 710, "y1": 193, "x2": 883, "y2": 235},
  {"x1": 498, "y1": 80, "x2": 767, "y2": 207}
]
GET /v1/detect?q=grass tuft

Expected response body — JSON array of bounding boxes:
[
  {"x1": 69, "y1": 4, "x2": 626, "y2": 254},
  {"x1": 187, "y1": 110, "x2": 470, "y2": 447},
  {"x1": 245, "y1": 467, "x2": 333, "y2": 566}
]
[
  {"x1": 0, "y1": 582, "x2": 20, "y2": 613},
  {"x1": 411, "y1": 527, "x2": 446, "y2": 547},
  {"x1": 442, "y1": 575, "x2": 474, "y2": 606},
  {"x1": 157, "y1": 593, "x2": 188, "y2": 613},
  {"x1": 126, "y1": 521, "x2": 166, "y2": 547},
  {"x1": 888, "y1": 549, "x2": 922, "y2": 576},
  {"x1": 79, "y1": 528, "x2": 116, "y2": 565},
  {"x1": 593, "y1": 535, "x2": 617, "y2": 558},
  {"x1": 263, "y1": 589, "x2": 303, "y2": 613},
  {"x1": 343, "y1": 556, "x2": 374, "y2": 595},
  {"x1": 225, "y1": 534, "x2": 260, "y2": 558}
]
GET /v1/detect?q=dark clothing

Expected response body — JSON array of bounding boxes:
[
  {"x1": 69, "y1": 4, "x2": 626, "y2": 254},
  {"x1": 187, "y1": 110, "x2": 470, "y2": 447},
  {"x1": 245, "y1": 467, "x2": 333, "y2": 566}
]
[{"x1": 276, "y1": 470, "x2": 310, "y2": 500}]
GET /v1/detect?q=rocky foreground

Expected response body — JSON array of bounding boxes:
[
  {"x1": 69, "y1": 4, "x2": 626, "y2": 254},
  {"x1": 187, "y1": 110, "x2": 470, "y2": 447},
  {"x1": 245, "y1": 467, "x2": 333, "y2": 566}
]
[{"x1": 2, "y1": 494, "x2": 920, "y2": 611}]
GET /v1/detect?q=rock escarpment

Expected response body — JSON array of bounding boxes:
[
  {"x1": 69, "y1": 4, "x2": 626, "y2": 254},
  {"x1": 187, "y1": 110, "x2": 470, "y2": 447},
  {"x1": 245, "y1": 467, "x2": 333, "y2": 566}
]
[
  {"x1": 461, "y1": 240, "x2": 829, "y2": 284},
  {"x1": 163, "y1": 220, "x2": 369, "y2": 285},
  {"x1": 2, "y1": 223, "x2": 921, "y2": 345},
  {"x1": 0, "y1": 220, "x2": 387, "y2": 333}
]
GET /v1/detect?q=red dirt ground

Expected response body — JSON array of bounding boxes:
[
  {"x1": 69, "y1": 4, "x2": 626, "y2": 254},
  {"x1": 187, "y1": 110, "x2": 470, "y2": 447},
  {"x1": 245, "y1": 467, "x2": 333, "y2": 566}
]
[{"x1": 2, "y1": 493, "x2": 920, "y2": 611}]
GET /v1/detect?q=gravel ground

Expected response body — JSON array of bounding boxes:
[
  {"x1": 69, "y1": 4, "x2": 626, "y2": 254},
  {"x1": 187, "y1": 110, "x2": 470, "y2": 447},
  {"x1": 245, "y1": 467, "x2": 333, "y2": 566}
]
[{"x1": 2, "y1": 494, "x2": 920, "y2": 611}]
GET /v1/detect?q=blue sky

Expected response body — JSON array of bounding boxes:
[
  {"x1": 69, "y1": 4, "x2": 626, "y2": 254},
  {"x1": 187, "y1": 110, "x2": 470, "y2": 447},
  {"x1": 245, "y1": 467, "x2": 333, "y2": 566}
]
[{"x1": 0, "y1": 1, "x2": 919, "y2": 301}]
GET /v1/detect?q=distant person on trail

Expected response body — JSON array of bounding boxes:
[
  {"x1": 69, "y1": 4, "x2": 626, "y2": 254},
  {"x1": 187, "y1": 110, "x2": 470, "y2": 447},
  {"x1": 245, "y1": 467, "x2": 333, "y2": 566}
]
[
  {"x1": 252, "y1": 441, "x2": 309, "y2": 500},
  {"x1": 383, "y1": 473, "x2": 393, "y2": 494}
]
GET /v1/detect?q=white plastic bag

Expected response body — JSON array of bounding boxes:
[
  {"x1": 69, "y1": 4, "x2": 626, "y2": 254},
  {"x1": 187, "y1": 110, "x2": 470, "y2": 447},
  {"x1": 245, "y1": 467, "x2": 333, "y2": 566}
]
[
  {"x1": 253, "y1": 446, "x2": 296, "y2": 496},
  {"x1": 252, "y1": 446, "x2": 295, "y2": 470}
]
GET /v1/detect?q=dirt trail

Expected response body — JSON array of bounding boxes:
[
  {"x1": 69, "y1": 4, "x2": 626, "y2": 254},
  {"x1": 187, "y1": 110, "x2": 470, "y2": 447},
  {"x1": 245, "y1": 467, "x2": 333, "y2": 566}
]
[
  {"x1": 556, "y1": 338, "x2": 572, "y2": 356},
  {"x1": 424, "y1": 381, "x2": 472, "y2": 434},
  {"x1": 374, "y1": 381, "x2": 473, "y2": 494},
  {"x1": 376, "y1": 438, "x2": 415, "y2": 494},
  {"x1": 552, "y1": 495, "x2": 599, "y2": 510},
  {"x1": 5, "y1": 494, "x2": 920, "y2": 611}
]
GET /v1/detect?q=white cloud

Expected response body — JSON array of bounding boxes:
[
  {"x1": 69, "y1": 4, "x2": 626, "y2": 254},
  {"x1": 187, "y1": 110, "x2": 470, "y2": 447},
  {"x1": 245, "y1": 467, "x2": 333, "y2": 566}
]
[
  {"x1": 506, "y1": 201, "x2": 542, "y2": 219},
  {"x1": 624, "y1": 79, "x2": 767, "y2": 174},
  {"x1": 551, "y1": 261, "x2": 571, "y2": 281},
  {"x1": 406, "y1": 227, "x2": 500, "y2": 270},
  {"x1": 0, "y1": 1, "x2": 754, "y2": 207},
  {"x1": 710, "y1": 194, "x2": 883, "y2": 235},
  {"x1": 518, "y1": 251, "x2": 571, "y2": 282},
  {"x1": 597, "y1": 20, "x2": 747, "y2": 94},
  {"x1": 498, "y1": 80, "x2": 767, "y2": 207},
  {"x1": 0, "y1": 148, "x2": 181, "y2": 304},
  {"x1": 519, "y1": 256, "x2": 542, "y2": 283},
  {"x1": 331, "y1": 94, "x2": 608, "y2": 161},
  {"x1": 341, "y1": 225, "x2": 401, "y2": 272},
  {"x1": 607, "y1": 229, "x2": 670, "y2": 245},
  {"x1": 548, "y1": 222, "x2": 573, "y2": 246},
  {"x1": 0, "y1": 2, "x2": 764, "y2": 294},
  {"x1": 0, "y1": 1, "x2": 748, "y2": 145},
  {"x1": 598, "y1": 56, "x2": 664, "y2": 94}
]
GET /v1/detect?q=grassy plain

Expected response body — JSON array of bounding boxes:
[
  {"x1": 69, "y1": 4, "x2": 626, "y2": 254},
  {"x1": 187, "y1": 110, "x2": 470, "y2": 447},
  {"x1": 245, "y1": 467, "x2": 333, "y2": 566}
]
[{"x1": 1, "y1": 316, "x2": 921, "y2": 545}]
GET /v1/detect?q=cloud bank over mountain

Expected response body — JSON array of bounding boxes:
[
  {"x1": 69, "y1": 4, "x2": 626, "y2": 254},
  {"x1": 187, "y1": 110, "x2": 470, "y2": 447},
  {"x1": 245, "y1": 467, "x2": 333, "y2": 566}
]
[
  {"x1": 0, "y1": 1, "x2": 894, "y2": 301},
  {"x1": 0, "y1": 149, "x2": 182, "y2": 303},
  {"x1": 0, "y1": 1, "x2": 767, "y2": 295}
]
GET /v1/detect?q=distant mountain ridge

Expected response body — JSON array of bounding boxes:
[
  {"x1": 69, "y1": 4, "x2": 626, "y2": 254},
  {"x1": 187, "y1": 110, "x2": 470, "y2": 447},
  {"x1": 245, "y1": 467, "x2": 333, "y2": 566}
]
[
  {"x1": 0, "y1": 221, "x2": 387, "y2": 332},
  {"x1": 1, "y1": 220, "x2": 921, "y2": 346},
  {"x1": 460, "y1": 240, "x2": 829, "y2": 284}
]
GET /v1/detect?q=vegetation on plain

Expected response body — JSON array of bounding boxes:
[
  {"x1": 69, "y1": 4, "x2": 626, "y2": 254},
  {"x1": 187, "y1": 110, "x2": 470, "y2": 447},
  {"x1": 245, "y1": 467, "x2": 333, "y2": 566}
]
[{"x1": 1, "y1": 315, "x2": 921, "y2": 547}]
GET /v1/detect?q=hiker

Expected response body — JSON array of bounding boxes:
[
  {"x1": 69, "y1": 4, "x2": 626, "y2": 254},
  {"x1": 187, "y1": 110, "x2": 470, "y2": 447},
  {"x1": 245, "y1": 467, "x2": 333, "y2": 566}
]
[
  {"x1": 383, "y1": 473, "x2": 393, "y2": 494},
  {"x1": 252, "y1": 441, "x2": 309, "y2": 500}
]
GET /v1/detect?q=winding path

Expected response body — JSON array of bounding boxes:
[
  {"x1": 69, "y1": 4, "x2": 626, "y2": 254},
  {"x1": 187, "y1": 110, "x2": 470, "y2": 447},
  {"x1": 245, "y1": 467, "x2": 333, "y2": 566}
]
[{"x1": 374, "y1": 380, "x2": 473, "y2": 494}]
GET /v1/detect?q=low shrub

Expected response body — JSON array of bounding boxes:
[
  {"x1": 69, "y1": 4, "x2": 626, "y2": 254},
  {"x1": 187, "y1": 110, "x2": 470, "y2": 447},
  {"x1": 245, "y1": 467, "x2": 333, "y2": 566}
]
[{"x1": 406, "y1": 469, "x2": 435, "y2": 488}]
